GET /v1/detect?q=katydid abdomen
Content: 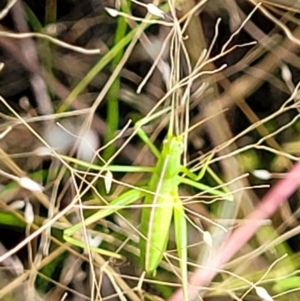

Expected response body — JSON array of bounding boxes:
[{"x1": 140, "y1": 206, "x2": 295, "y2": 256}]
[{"x1": 139, "y1": 136, "x2": 184, "y2": 274}]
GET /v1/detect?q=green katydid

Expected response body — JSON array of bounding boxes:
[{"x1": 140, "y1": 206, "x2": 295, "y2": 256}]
[{"x1": 63, "y1": 112, "x2": 233, "y2": 300}]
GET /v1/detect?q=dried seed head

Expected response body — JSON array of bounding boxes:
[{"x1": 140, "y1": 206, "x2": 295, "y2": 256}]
[
  {"x1": 105, "y1": 7, "x2": 119, "y2": 17},
  {"x1": 146, "y1": 4, "x2": 165, "y2": 18},
  {"x1": 87, "y1": 234, "x2": 103, "y2": 248},
  {"x1": 34, "y1": 146, "x2": 52, "y2": 156},
  {"x1": 9, "y1": 200, "x2": 25, "y2": 210},
  {"x1": 203, "y1": 231, "x2": 213, "y2": 247},
  {"x1": 255, "y1": 286, "x2": 273, "y2": 301},
  {"x1": 252, "y1": 169, "x2": 271, "y2": 180},
  {"x1": 24, "y1": 201, "x2": 34, "y2": 224},
  {"x1": 281, "y1": 63, "x2": 292, "y2": 84},
  {"x1": 104, "y1": 170, "x2": 113, "y2": 194},
  {"x1": 18, "y1": 177, "x2": 44, "y2": 193}
]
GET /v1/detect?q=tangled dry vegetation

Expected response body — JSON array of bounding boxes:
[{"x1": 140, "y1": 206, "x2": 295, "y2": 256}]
[{"x1": 1, "y1": 0, "x2": 300, "y2": 300}]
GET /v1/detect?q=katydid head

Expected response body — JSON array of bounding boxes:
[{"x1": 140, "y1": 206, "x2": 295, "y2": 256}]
[
  {"x1": 158, "y1": 135, "x2": 184, "y2": 178},
  {"x1": 162, "y1": 135, "x2": 184, "y2": 156}
]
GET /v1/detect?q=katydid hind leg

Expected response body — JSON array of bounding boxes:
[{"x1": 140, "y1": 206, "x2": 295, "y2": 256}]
[
  {"x1": 173, "y1": 197, "x2": 189, "y2": 301},
  {"x1": 179, "y1": 176, "x2": 232, "y2": 200},
  {"x1": 180, "y1": 153, "x2": 213, "y2": 182}
]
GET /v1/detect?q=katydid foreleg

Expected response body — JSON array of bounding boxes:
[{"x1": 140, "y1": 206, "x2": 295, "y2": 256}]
[
  {"x1": 64, "y1": 189, "x2": 144, "y2": 241},
  {"x1": 180, "y1": 161, "x2": 233, "y2": 202}
]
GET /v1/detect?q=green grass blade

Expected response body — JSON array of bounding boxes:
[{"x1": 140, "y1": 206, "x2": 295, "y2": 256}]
[
  {"x1": 57, "y1": 1, "x2": 173, "y2": 112},
  {"x1": 0, "y1": 211, "x2": 26, "y2": 228},
  {"x1": 45, "y1": 0, "x2": 57, "y2": 25},
  {"x1": 57, "y1": 30, "x2": 136, "y2": 111},
  {"x1": 104, "y1": 1, "x2": 131, "y2": 160},
  {"x1": 63, "y1": 235, "x2": 124, "y2": 259}
]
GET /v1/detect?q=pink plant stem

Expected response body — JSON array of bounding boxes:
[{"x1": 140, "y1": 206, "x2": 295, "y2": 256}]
[{"x1": 169, "y1": 161, "x2": 300, "y2": 301}]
